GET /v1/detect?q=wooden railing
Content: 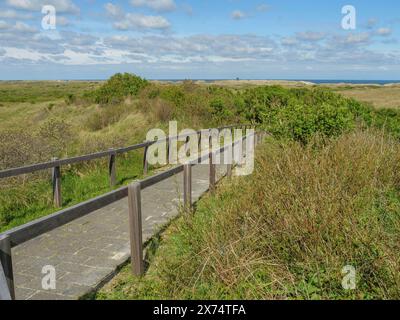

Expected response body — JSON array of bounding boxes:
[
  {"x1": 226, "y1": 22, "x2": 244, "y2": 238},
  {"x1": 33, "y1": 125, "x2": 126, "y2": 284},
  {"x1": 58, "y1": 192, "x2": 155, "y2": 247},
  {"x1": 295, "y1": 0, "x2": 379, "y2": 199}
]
[
  {"x1": 0, "y1": 124, "x2": 250, "y2": 208},
  {"x1": 0, "y1": 125, "x2": 268, "y2": 300}
]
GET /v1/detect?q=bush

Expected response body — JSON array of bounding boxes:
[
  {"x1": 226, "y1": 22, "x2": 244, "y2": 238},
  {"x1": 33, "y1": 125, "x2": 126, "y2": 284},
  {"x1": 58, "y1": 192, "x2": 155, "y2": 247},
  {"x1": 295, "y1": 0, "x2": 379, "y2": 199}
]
[
  {"x1": 0, "y1": 118, "x2": 73, "y2": 171},
  {"x1": 210, "y1": 98, "x2": 233, "y2": 120},
  {"x1": 95, "y1": 73, "x2": 149, "y2": 105},
  {"x1": 240, "y1": 86, "x2": 356, "y2": 143}
]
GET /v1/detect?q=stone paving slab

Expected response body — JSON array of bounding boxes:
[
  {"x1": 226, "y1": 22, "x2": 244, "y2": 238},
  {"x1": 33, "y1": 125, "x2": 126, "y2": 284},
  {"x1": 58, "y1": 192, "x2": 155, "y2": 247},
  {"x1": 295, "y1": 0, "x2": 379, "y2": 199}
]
[{"x1": 12, "y1": 157, "x2": 230, "y2": 300}]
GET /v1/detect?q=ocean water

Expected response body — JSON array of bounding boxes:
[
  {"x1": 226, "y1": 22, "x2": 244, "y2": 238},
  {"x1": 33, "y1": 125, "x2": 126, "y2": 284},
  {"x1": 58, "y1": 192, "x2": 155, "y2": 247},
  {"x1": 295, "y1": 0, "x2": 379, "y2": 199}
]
[
  {"x1": 157, "y1": 79, "x2": 400, "y2": 85},
  {"x1": 302, "y1": 80, "x2": 400, "y2": 85}
]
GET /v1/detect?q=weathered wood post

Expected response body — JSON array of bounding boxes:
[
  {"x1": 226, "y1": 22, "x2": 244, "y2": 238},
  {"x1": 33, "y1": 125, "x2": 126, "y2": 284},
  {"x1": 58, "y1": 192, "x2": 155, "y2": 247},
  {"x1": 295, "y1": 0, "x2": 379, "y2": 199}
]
[
  {"x1": 108, "y1": 149, "x2": 116, "y2": 187},
  {"x1": 166, "y1": 136, "x2": 170, "y2": 164},
  {"x1": 208, "y1": 131, "x2": 216, "y2": 194},
  {"x1": 183, "y1": 164, "x2": 192, "y2": 211},
  {"x1": 0, "y1": 235, "x2": 14, "y2": 300},
  {"x1": 209, "y1": 151, "x2": 216, "y2": 194},
  {"x1": 128, "y1": 183, "x2": 144, "y2": 276},
  {"x1": 51, "y1": 157, "x2": 62, "y2": 208},
  {"x1": 143, "y1": 142, "x2": 149, "y2": 175},
  {"x1": 227, "y1": 161, "x2": 232, "y2": 178},
  {"x1": 185, "y1": 135, "x2": 190, "y2": 158},
  {"x1": 197, "y1": 131, "x2": 202, "y2": 153},
  {"x1": 226, "y1": 127, "x2": 234, "y2": 178},
  {"x1": 227, "y1": 141, "x2": 233, "y2": 178}
]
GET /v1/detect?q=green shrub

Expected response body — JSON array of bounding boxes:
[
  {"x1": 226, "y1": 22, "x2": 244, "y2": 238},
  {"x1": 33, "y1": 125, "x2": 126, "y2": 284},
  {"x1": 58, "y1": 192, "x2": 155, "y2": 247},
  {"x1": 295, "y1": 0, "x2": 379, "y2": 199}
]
[
  {"x1": 95, "y1": 73, "x2": 149, "y2": 105},
  {"x1": 240, "y1": 86, "x2": 357, "y2": 143},
  {"x1": 372, "y1": 108, "x2": 400, "y2": 139},
  {"x1": 160, "y1": 85, "x2": 186, "y2": 108},
  {"x1": 65, "y1": 93, "x2": 76, "y2": 105},
  {"x1": 210, "y1": 98, "x2": 233, "y2": 120}
]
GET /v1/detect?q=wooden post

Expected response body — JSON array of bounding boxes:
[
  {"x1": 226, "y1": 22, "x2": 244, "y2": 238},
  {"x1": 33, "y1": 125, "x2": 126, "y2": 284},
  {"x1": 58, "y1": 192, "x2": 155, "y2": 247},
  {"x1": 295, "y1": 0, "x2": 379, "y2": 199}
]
[
  {"x1": 108, "y1": 149, "x2": 116, "y2": 187},
  {"x1": 185, "y1": 136, "x2": 190, "y2": 157},
  {"x1": 143, "y1": 143, "x2": 149, "y2": 175},
  {"x1": 166, "y1": 137, "x2": 170, "y2": 164},
  {"x1": 198, "y1": 132, "x2": 202, "y2": 153},
  {"x1": 183, "y1": 164, "x2": 192, "y2": 211},
  {"x1": 209, "y1": 151, "x2": 216, "y2": 194},
  {"x1": 0, "y1": 235, "x2": 14, "y2": 300},
  {"x1": 227, "y1": 139, "x2": 233, "y2": 178},
  {"x1": 128, "y1": 183, "x2": 144, "y2": 276},
  {"x1": 227, "y1": 163, "x2": 232, "y2": 178},
  {"x1": 51, "y1": 157, "x2": 62, "y2": 208}
]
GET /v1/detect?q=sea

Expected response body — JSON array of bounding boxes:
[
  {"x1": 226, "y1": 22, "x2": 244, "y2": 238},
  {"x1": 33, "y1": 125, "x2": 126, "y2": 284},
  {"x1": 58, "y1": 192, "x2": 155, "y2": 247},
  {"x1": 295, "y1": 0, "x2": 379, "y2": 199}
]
[{"x1": 157, "y1": 79, "x2": 400, "y2": 85}]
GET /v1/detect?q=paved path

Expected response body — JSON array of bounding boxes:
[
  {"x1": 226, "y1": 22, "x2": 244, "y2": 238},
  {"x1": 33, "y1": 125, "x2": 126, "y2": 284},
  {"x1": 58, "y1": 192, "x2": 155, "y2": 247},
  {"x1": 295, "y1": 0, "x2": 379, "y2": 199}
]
[{"x1": 12, "y1": 158, "x2": 230, "y2": 300}]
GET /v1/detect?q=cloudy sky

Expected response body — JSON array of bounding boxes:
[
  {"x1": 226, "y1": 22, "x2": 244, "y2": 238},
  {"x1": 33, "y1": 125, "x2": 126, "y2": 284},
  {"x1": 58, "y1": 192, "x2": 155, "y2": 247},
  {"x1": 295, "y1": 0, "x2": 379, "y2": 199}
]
[{"x1": 0, "y1": 0, "x2": 399, "y2": 80}]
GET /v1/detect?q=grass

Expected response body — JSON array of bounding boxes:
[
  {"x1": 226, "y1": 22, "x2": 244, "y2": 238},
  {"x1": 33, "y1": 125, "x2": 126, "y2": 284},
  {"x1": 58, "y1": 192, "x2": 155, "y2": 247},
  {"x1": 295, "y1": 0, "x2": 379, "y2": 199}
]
[
  {"x1": 332, "y1": 85, "x2": 400, "y2": 110},
  {"x1": 0, "y1": 81, "x2": 101, "y2": 104},
  {"x1": 95, "y1": 129, "x2": 400, "y2": 300},
  {"x1": 0, "y1": 151, "x2": 145, "y2": 232}
]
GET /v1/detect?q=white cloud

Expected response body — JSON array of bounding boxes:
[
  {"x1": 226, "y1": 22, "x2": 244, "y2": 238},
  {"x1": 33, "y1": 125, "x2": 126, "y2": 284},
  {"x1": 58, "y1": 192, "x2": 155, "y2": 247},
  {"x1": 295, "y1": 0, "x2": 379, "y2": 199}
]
[
  {"x1": 231, "y1": 10, "x2": 246, "y2": 20},
  {"x1": 366, "y1": 18, "x2": 378, "y2": 29},
  {"x1": 130, "y1": 0, "x2": 176, "y2": 12},
  {"x1": 0, "y1": 20, "x2": 37, "y2": 33},
  {"x1": 57, "y1": 16, "x2": 69, "y2": 26},
  {"x1": 6, "y1": 0, "x2": 80, "y2": 14},
  {"x1": 2, "y1": 47, "x2": 45, "y2": 62},
  {"x1": 296, "y1": 32, "x2": 325, "y2": 42},
  {"x1": 281, "y1": 37, "x2": 298, "y2": 46},
  {"x1": 114, "y1": 13, "x2": 170, "y2": 30},
  {"x1": 376, "y1": 28, "x2": 392, "y2": 36},
  {"x1": 105, "y1": 3, "x2": 170, "y2": 31},
  {"x1": 343, "y1": 33, "x2": 370, "y2": 44},
  {"x1": 0, "y1": 20, "x2": 9, "y2": 30},
  {"x1": 105, "y1": 2, "x2": 123, "y2": 18},
  {"x1": 0, "y1": 9, "x2": 33, "y2": 19},
  {"x1": 257, "y1": 4, "x2": 270, "y2": 12},
  {"x1": 14, "y1": 21, "x2": 37, "y2": 33}
]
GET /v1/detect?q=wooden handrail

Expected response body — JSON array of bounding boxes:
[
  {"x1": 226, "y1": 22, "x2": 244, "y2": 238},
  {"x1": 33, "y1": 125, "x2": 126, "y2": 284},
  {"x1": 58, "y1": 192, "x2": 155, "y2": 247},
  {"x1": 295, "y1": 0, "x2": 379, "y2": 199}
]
[
  {"x1": 0, "y1": 124, "x2": 248, "y2": 179},
  {"x1": 0, "y1": 127, "x2": 254, "y2": 248}
]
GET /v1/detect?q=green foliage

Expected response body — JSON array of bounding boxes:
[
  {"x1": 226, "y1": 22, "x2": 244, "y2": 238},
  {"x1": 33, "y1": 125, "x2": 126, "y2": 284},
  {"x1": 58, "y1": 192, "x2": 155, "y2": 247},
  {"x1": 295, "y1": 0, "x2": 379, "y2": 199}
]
[
  {"x1": 95, "y1": 73, "x2": 149, "y2": 105},
  {"x1": 209, "y1": 98, "x2": 233, "y2": 119},
  {"x1": 159, "y1": 85, "x2": 186, "y2": 108},
  {"x1": 239, "y1": 86, "x2": 373, "y2": 143},
  {"x1": 373, "y1": 108, "x2": 400, "y2": 139}
]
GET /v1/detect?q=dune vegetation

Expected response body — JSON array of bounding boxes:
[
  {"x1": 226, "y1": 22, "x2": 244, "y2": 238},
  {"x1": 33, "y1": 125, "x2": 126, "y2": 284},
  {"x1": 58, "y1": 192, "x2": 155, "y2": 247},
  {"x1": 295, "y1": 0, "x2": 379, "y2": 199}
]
[
  {"x1": 96, "y1": 129, "x2": 400, "y2": 300},
  {"x1": 1, "y1": 74, "x2": 400, "y2": 299}
]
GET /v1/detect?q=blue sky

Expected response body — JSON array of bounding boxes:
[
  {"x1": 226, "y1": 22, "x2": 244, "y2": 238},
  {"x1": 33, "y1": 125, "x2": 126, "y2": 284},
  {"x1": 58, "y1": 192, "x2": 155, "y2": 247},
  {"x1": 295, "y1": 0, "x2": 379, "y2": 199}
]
[{"x1": 0, "y1": 0, "x2": 399, "y2": 80}]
